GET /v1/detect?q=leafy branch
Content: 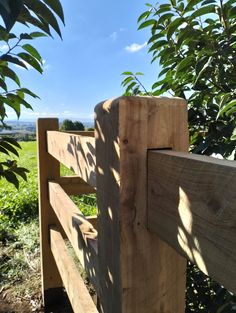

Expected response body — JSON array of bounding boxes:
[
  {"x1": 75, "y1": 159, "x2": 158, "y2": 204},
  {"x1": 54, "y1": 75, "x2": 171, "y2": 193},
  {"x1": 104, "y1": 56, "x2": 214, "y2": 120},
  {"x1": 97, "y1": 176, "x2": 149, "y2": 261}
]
[{"x1": 0, "y1": 0, "x2": 64, "y2": 188}]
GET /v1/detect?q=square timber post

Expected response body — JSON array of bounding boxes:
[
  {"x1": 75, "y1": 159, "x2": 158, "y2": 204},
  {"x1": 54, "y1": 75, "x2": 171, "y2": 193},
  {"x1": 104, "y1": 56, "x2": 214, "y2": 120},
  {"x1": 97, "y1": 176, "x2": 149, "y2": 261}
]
[
  {"x1": 37, "y1": 118, "x2": 64, "y2": 306},
  {"x1": 95, "y1": 96, "x2": 189, "y2": 313}
]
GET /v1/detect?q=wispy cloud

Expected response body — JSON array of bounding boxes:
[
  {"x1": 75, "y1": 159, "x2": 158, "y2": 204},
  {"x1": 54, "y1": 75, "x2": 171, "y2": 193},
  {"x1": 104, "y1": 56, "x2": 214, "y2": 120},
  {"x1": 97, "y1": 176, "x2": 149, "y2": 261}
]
[
  {"x1": 109, "y1": 27, "x2": 125, "y2": 42},
  {"x1": 110, "y1": 31, "x2": 118, "y2": 42},
  {"x1": 125, "y1": 42, "x2": 147, "y2": 53},
  {"x1": 0, "y1": 44, "x2": 8, "y2": 51},
  {"x1": 42, "y1": 59, "x2": 51, "y2": 70}
]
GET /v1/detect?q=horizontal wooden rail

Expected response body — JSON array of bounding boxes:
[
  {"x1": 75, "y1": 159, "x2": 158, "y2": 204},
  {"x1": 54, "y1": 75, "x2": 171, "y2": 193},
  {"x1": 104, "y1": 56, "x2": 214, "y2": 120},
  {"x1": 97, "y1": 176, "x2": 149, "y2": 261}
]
[
  {"x1": 49, "y1": 181, "x2": 99, "y2": 293},
  {"x1": 56, "y1": 176, "x2": 96, "y2": 195},
  {"x1": 148, "y1": 150, "x2": 236, "y2": 294},
  {"x1": 50, "y1": 226, "x2": 98, "y2": 313},
  {"x1": 47, "y1": 131, "x2": 96, "y2": 187}
]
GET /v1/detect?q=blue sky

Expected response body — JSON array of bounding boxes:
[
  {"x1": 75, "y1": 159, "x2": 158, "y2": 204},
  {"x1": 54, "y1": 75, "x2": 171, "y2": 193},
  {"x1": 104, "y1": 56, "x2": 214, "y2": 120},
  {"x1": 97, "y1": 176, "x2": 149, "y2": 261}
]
[{"x1": 5, "y1": 0, "x2": 161, "y2": 121}]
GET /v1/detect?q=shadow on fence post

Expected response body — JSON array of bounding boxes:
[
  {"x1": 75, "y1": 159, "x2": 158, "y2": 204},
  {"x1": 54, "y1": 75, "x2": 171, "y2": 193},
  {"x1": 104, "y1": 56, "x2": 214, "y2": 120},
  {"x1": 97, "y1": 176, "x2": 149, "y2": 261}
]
[
  {"x1": 95, "y1": 96, "x2": 189, "y2": 313},
  {"x1": 37, "y1": 118, "x2": 64, "y2": 306}
]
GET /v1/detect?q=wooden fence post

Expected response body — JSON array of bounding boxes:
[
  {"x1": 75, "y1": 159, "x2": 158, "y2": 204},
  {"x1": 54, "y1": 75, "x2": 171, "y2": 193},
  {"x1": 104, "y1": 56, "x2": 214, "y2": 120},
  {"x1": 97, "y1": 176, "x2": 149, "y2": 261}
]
[
  {"x1": 37, "y1": 118, "x2": 63, "y2": 306},
  {"x1": 95, "y1": 96, "x2": 189, "y2": 313}
]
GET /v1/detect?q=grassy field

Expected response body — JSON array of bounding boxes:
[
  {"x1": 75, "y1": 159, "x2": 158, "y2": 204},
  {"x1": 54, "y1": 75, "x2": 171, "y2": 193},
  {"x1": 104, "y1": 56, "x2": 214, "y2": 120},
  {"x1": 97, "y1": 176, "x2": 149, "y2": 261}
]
[{"x1": 0, "y1": 141, "x2": 96, "y2": 312}]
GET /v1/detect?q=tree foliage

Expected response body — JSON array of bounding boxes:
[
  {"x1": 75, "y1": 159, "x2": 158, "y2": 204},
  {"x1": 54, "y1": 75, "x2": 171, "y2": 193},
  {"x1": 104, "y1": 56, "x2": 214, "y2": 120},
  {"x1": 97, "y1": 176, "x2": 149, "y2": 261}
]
[
  {"x1": 60, "y1": 119, "x2": 85, "y2": 131},
  {"x1": 0, "y1": 0, "x2": 64, "y2": 188},
  {"x1": 122, "y1": 0, "x2": 236, "y2": 311},
  {"x1": 122, "y1": 0, "x2": 236, "y2": 159}
]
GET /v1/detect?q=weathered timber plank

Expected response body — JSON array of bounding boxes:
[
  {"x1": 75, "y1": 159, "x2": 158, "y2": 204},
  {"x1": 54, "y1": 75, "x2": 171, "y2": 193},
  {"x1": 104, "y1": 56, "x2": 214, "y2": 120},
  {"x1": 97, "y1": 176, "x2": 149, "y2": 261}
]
[
  {"x1": 50, "y1": 226, "x2": 98, "y2": 313},
  {"x1": 148, "y1": 150, "x2": 236, "y2": 294},
  {"x1": 55, "y1": 176, "x2": 96, "y2": 195},
  {"x1": 47, "y1": 131, "x2": 96, "y2": 187},
  {"x1": 37, "y1": 118, "x2": 64, "y2": 305},
  {"x1": 49, "y1": 181, "x2": 99, "y2": 293},
  {"x1": 95, "y1": 96, "x2": 188, "y2": 313}
]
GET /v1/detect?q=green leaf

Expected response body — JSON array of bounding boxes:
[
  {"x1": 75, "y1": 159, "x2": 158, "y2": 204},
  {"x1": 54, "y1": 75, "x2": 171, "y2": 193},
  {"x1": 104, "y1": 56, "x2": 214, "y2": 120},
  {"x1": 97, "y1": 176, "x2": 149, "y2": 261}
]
[
  {"x1": 185, "y1": 0, "x2": 204, "y2": 12},
  {"x1": 0, "y1": 78, "x2": 7, "y2": 91},
  {"x1": 167, "y1": 17, "x2": 185, "y2": 40},
  {"x1": 13, "y1": 167, "x2": 29, "y2": 181},
  {"x1": 218, "y1": 100, "x2": 236, "y2": 118},
  {"x1": 0, "y1": 145, "x2": 9, "y2": 155},
  {"x1": 3, "y1": 95, "x2": 21, "y2": 117},
  {"x1": 149, "y1": 40, "x2": 168, "y2": 52},
  {"x1": 18, "y1": 88, "x2": 39, "y2": 99},
  {"x1": 230, "y1": 128, "x2": 236, "y2": 140},
  {"x1": 30, "y1": 31, "x2": 47, "y2": 38},
  {"x1": 138, "y1": 19, "x2": 156, "y2": 30},
  {"x1": 43, "y1": 0, "x2": 65, "y2": 24},
  {"x1": 154, "y1": 4, "x2": 172, "y2": 15},
  {"x1": 20, "y1": 33, "x2": 33, "y2": 40},
  {"x1": 0, "y1": 55, "x2": 28, "y2": 69},
  {"x1": 122, "y1": 76, "x2": 134, "y2": 87},
  {"x1": 122, "y1": 71, "x2": 133, "y2": 75},
  {"x1": 147, "y1": 33, "x2": 165, "y2": 45},
  {"x1": 201, "y1": 0, "x2": 216, "y2": 5},
  {"x1": 18, "y1": 6, "x2": 51, "y2": 36},
  {"x1": 158, "y1": 13, "x2": 175, "y2": 24},
  {"x1": 138, "y1": 10, "x2": 151, "y2": 23},
  {"x1": 0, "y1": 0, "x2": 23, "y2": 32},
  {"x1": 176, "y1": 56, "x2": 194, "y2": 75},
  {"x1": 125, "y1": 81, "x2": 137, "y2": 93},
  {"x1": 152, "y1": 78, "x2": 167, "y2": 89},
  {"x1": 24, "y1": 0, "x2": 62, "y2": 38},
  {"x1": 22, "y1": 44, "x2": 42, "y2": 63},
  {"x1": 0, "y1": 141, "x2": 19, "y2": 157},
  {"x1": 4, "y1": 171, "x2": 19, "y2": 189},
  {"x1": 2, "y1": 137, "x2": 21, "y2": 149},
  {"x1": 17, "y1": 52, "x2": 43, "y2": 73},
  {"x1": 191, "y1": 5, "x2": 217, "y2": 19},
  {"x1": 0, "y1": 66, "x2": 21, "y2": 86}
]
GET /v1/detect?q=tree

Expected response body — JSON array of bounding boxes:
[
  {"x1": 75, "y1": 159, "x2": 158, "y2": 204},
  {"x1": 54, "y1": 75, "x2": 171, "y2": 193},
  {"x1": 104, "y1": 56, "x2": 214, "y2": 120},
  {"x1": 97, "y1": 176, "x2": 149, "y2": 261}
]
[
  {"x1": 60, "y1": 119, "x2": 85, "y2": 131},
  {"x1": 122, "y1": 0, "x2": 236, "y2": 311},
  {"x1": 0, "y1": 0, "x2": 64, "y2": 188},
  {"x1": 122, "y1": 0, "x2": 236, "y2": 159}
]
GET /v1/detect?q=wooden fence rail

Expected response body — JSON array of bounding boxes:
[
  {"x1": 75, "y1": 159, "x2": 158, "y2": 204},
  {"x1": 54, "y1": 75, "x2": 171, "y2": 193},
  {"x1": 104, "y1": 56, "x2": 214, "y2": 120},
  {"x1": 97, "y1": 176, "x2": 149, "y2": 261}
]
[{"x1": 37, "y1": 96, "x2": 236, "y2": 313}]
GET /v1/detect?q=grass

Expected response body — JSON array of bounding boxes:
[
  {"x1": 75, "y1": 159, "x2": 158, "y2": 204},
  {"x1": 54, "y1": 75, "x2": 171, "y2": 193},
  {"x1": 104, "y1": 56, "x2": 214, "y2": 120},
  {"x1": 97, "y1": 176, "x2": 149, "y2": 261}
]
[{"x1": 0, "y1": 140, "x2": 97, "y2": 312}]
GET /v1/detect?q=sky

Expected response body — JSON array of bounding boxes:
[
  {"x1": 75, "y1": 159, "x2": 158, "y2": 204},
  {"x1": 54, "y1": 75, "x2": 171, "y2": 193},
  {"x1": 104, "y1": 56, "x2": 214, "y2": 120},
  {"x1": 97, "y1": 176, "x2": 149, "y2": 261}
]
[{"x1": 5, "y1": 0, "x2": 161, "y2": 122}]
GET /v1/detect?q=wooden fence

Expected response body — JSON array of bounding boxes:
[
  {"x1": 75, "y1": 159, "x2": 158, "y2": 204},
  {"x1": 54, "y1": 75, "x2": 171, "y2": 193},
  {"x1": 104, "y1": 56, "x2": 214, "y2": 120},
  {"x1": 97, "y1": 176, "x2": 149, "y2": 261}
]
[{"x1": 37, "y1": 96, "x2": 236, "y2": 313}]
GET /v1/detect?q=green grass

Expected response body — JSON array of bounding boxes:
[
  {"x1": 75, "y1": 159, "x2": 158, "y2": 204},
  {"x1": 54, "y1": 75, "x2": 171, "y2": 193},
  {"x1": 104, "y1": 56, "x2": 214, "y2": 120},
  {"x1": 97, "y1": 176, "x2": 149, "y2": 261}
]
[
  {"x1": 0, "y1": 141, "x2": 97, "y2": 310},
  {"x1": 0, "y1": 141, "x2": 96, "y2": 239}
]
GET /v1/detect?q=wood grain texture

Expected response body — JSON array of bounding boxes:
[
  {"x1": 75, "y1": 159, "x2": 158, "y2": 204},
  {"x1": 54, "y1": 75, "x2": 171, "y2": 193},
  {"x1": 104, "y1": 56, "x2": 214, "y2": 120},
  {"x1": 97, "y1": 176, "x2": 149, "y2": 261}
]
[
  {"x1": 49, "y1": 181, "x2": 99, "y2": 293},
  {"x1": 55, "y1": 176, "x2": 95, "y2": 195},
  {"x1": 50, "y1": 226, "x2": 98, "y2": 313},
  {"x1": 148, "y1": 150, "x2": 236, "y2": 294},
  {"x1": 47, "y1": 131, "x2": 96, "y2": 187},
  {"x1": 95, "y1": 96, "x2": 189, "y2": 313},
  {"x1": 37, "y1": 118, "x2": 63, "y2": 305}
]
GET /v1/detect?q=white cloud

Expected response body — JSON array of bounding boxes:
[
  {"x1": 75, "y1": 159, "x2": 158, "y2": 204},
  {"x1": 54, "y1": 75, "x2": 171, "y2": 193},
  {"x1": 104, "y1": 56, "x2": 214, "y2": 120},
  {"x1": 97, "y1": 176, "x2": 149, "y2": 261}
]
[
  {"x1": 0, "y1": 44, "x2": 8, "y2": 51},
  {"x1": 125, "y1": 42, "x2": 147, "y2": 53},
  {"x1": 42, "y1": 59, "x2": 51, "y2": 70},
  {"x1": 110, "y1": 31, "x2": 118, "y2": 42}
]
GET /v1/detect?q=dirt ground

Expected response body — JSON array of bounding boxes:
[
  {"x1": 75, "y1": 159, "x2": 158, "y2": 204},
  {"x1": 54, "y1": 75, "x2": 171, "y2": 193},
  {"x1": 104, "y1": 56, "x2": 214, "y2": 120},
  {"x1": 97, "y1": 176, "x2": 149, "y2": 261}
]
[{"x1": 0, "y1": 289, "x2": 73, "y2": 313}]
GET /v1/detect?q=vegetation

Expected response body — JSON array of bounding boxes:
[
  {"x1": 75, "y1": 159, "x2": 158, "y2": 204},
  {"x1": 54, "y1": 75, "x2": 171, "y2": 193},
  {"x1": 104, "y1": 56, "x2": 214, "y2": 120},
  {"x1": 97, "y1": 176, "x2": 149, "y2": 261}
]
[
  {"x1": 0, "y1": 141, "x2": 96, "y2": 311},
  {"x1": 122, "y1": 0, "x2": 236, "y2": 311},
  {"x1": 0, "y1": 0, "x2": 64, "y2": 187},
  {"x1": 122, "y1": 0, "x2": 236, "y2": 159},
  {"x1": 60, "y1": 119, "x2": 85, "y2": 131}
]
